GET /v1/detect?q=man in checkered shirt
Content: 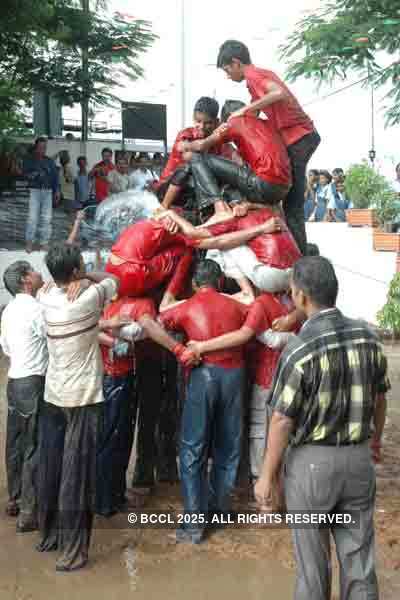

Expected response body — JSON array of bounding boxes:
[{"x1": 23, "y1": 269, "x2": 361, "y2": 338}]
[{"x1": 255, "y1": 256, "x2": 389, "y2": 600}]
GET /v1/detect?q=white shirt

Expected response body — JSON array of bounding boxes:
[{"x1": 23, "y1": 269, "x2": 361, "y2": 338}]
[
  {"x1": 0, "y1": 294, "x2": 48, "y2": 378},
  {"x1": 129, "y1": 168, "x2": 154, "y2": 190},
  {"x1": 38, "y1": 278, "x2": 117, "y2": 408}
]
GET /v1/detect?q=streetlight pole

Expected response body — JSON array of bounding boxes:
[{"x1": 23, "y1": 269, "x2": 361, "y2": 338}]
[
  {"x1": 368, "y1": 65, "x2": 376, "y2": 166},
  {"x1": 180, "y1": 0, "x2": 186, "y2": 129}
]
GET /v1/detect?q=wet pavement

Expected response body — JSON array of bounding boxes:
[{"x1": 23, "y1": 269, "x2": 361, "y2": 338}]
[{"x1": 0, "y1": 348, "x2": 399, "y2": 600}]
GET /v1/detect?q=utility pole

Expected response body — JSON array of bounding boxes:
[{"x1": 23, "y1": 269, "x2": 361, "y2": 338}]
[
  {"x1": 81, "y1": 0, "x2": 90, "y2": 144},
  {"x1": 180, "y1": 0, "x2": 186, "y2": 128}
]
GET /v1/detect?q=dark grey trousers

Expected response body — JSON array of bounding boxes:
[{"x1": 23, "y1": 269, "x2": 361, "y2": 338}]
[
  {"x1": 37, "y1": 401, "x2": 101, "y2": 570},
  {"x1": 6, "y1": 375, "x2": 44, "y2": 525},
  {"x1": 285, "y1": 442, "x2": 378, "y2": 600}
]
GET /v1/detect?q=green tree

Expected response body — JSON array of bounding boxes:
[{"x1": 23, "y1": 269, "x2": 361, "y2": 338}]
[
  {"x1": 0, "y1": 1, "x2": 156, "y2": 140},
  {"x1": 280, "y1": 0, "x2": 400, "y2": 125},
  {"x1": 33, "y1": 2, "x2": 157, "y2": 140}
]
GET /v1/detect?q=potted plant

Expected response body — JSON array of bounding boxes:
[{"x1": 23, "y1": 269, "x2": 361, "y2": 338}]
[
  {"x1": 345, "y1": 162, "x2": 382, "y2": 227},
  {"x1": 377, "y1": 273, "x2": 400, "y2": 339},
  {"x1": 373, "y1": 186, "x2": 400, "y2": 252}
]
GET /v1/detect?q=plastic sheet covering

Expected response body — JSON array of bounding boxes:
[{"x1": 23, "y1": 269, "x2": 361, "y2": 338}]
[{"x1": 81, "y1": 190, "x2": 161, "y2": 248}]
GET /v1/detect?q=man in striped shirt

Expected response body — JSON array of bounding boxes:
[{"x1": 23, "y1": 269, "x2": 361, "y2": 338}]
[
  {"x1": 255, "y1": 256, "x2": 389, "y2": 600},
  {"x1": 36, "y1": 244, "x2": 120, "y2": 572}
]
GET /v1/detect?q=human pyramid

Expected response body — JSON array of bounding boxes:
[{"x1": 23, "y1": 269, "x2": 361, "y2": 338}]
[{"x1": 3, "y1": 41, "x2": 322, "y2": 569}]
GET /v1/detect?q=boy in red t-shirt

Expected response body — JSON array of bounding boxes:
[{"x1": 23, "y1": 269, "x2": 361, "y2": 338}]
[
  {"x1": 97, "y1": 296, "x2": 198, "y2": 515},
  {"x1": 187, "y1": 292, "x2": 299, "y2": 489},
  {"x1": 179, "y1": 100, "x2": 291, "y2": 209},
  {"x1": 159, "y1": 260, "x2": 248, "y2": 544},
  {"x1": 216, "y1": 40, "x2": 321, "y2": 254}
]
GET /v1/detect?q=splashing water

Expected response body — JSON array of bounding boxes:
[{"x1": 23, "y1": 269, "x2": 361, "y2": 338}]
[{"x1": 81, "y1": 190, "x2": 161, "y2": 248}]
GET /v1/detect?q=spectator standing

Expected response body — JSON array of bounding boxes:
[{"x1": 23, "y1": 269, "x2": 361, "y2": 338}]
[
  {"x1": 89, "y1": 147, "x2": 115, "y2": 203},
  {"x1": 74, "y1": 156, "x2": 92, "y2": 208},
  {"x1": 304, "y1": 169, "x2": 319, "y2": 221},
  {"x1": 255, "y1": 256, "x2": 389, "y2": 600},
  {"x1": 0, "y1": 261, "x2": 48, "y2": 532},
  {"x1": 107, "y1": 154, "x2": 131, "y2": 194},
  {"x1": 36, "y1": 244, "x2": 119, "y2": 571},
  {"x1": 59, "y1": 150, "x2": 75, "y2": 212},
  {"x1": 327, "y1": 179, "x2": 352, "y2": 222},
  {"x1": 23, "y1": 137, "x2": 60, "y2": 252},
  {"x1": 309, "y1": 170, "x2": 332, "y2": 222},
  {"x1": 129, "y1": 152, "x2": 155, "y2": 190}
]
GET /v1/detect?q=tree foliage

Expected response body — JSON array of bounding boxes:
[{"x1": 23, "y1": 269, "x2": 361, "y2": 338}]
[
  {"x1": 0, "y1": 0, "x2": 157, "y2": 137},
  {"x1": 280, "y1": 0, "x2": 400, "y2": 125}
]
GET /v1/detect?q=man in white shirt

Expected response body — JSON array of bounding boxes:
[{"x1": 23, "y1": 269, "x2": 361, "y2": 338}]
[
  {"x1": 0, "y1": 261, "x2": 48, "y2": 532},
  {"x1": 36, "y1": 243, "x2": 119, "y2": 572}
]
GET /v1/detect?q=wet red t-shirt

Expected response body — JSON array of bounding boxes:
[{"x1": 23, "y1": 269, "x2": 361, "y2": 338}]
[
  {"x1": 207, "y1": 209, "x2": 302, "y2": 268},
  {"x1": 244, "y1": 64, "x2": 314, "y2": 147},
  {"x1": 91, "y1": 160, "x2": 115, "y2": 202},
  {"x1": 111, "y1": 220, "x2": 188, "y2": 263},
  {"x1": 101, "y1": 296, "x2": 157, "y2": 377},
  {"x1": 159, "y1": 287, "x2": 248, "y2": 369},
  {"x1": 216, "y1": 116, "x2": 291, "y2": 186},
  {"x1": 245, "y1": 293, "x2": 295, "y2": 388}
]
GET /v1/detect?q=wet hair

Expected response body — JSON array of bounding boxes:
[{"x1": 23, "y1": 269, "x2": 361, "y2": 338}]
[
  {"x1": 193, "y1": 259, "x2": 222, "y2": 289},
  {"x1": 308, "y1": 169, "x2": 319, "y2": 177},
  {"x1": 217, "y1": 40, "x2": 251, "y2": 68},
  {"x1": 45, "y1": 243, "x2": 82, "y2": 284},
  {"x1": 101, "y1": 147, "x2": 113, "y2": 157},
  {"x1": 34, "y1": 137, "x2": 47, "y2": 147},
  {"x1": 292, "y1": 256, "x2": 338, "y2": 308},
  {"x1": 319, "y1": 170, "x2": 332, "y2": 183},
  {"x1": 193, "y1": 97, "x2": 219, "y2": 120},
  {"x1": 221, "y1": 100, "x2": 246, "y2": 122},
  {"x1": 3, "y1": 261, "x2": 32, "y2": 296},
  {"x1": 332, "y1": 168, "x2": 344, "y2": 176}
]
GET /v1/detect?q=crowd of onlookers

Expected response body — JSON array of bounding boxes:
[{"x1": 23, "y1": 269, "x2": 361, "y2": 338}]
[
  {"x1": 21, "y1": 138, "x2": 165, "y2": 252},
  {"x1": 304, "y1": 167, "x2": 352, "y2": 223}
]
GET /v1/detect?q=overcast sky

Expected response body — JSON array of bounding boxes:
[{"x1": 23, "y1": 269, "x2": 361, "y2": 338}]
[{"x1": 66, "y1": 0, "x2": 400, "y2": 178}]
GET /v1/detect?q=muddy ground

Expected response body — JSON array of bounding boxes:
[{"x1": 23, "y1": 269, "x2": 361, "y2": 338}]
[{"x1": 0, "y1": 348, "x2": 399, "y2": 600}]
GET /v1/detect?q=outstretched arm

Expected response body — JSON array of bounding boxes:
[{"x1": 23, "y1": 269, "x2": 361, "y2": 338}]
[
  {"x1": 197, "y1": 217, "x2": 283, "y2": 251},
  {"x1": 230, "y1": 81, "x2": 289, "y2": 120}
]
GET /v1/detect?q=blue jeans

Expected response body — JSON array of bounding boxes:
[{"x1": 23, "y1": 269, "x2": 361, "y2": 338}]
[
  {"x1": 179, "y1": 364, "x2": 244, "y2": 540},
  {"x1": 96, "y1": 374, "x2": 136, "y2": 516},
  {"x1": 26, "y1": 189, "x2": 53, "y2": 244}
]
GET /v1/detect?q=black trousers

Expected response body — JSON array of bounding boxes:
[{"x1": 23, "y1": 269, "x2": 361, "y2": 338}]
[
  {"x1": 6, "y1": 375, "x2": 44, "y2": 523},
  {"x1": 37, "y1": 401, "x2": 101, "y2": 570},
  {"x1": 190, "y1": 152, "x2": 288, "y2": 210},
  {"x1": 284, "y1": 130, "x2": 321, "y2": 254},
  {"x1": 132, "y1": 357, "x2": 163, "y2": 487}
]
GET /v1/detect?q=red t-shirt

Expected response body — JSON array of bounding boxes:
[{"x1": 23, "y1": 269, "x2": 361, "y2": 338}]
[
  {"x1": 245, "y1": 293, "x2": 295, "y2": 388},
  {"x1": 92, "y1": 161, "x2": 115, "y2": 202},
  {"x1": 101, "y1": 296, "x2": 157, "y2": 377},
  {"x1": 207, "y1": 209, "x2": 302, "y2": 268},
  {"x1": 244, "y1": 64, "x2": 314, "y2": 147},
  {"x1": 159, "y1": 287, "x2": 248, "y2": 369},
  {"x1": 216, "y1": 116, "x2": 291, "y2": 186},
  {"x1": 111, "y1": 220, "x2": 188, "y2": 263}
]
